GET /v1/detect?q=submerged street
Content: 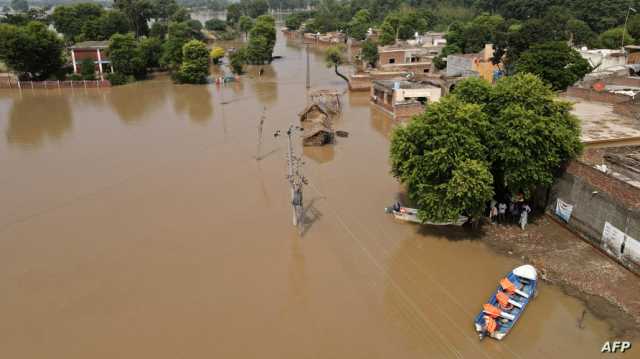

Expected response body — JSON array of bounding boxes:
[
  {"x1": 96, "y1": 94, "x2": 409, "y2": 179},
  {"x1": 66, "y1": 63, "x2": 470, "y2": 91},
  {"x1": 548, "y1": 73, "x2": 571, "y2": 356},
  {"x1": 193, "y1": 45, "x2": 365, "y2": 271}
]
[{"x1": 0, "y1": 31, "x2": 624, "y2": 358}]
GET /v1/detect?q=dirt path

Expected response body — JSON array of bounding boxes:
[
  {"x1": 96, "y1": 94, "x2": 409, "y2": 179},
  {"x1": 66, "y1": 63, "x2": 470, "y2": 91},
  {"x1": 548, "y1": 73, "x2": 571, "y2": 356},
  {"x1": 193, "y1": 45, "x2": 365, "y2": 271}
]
[{"x1": 484, "y1": 215, "x2": 640, "y2": 338}]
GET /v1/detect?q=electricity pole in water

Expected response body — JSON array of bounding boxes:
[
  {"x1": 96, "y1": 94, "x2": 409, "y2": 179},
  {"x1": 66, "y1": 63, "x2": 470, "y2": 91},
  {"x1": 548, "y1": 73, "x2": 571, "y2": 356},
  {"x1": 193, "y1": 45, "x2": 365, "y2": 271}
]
[
  {"x1": 306, "y1": 43, "x2": 310, "y2": 89},
  {"x1": 275, "y1": 125, "x2": 306, "y2": 233}
]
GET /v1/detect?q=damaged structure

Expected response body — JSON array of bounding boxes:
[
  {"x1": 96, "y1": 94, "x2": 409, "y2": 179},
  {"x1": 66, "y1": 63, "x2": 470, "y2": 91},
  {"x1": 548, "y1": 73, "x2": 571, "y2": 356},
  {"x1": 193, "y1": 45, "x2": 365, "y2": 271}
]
[
  {"x1": 370, "y1": 80, "x2": 441, "y2": 120},
  {"x1": 298, "y1": 90, "x2": 343, "y2": 146}
]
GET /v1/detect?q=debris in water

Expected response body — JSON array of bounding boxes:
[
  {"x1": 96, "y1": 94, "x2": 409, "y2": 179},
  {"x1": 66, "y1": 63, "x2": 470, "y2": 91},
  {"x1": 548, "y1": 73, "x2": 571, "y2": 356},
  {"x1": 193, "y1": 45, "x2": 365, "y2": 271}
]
[{"x1": 336, "y1": 130, "x2": 349, "y2": 138}]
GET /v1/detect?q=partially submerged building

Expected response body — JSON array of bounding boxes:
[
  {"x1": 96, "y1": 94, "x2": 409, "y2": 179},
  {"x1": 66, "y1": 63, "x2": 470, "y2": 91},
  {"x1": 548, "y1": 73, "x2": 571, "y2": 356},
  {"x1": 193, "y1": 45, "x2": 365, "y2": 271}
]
[
  {"x1": 70, "y1": 41, "x2": 112, "y2": 79},
  {"x1": 370, "y1": 80, "x2": 441, "y2": 120},
  {"x1": 377, "y1": 44, "x2": 439, "y2": 74},
  {"x1": 299, "y1": 103, "x2": 334, "y2": 146}
]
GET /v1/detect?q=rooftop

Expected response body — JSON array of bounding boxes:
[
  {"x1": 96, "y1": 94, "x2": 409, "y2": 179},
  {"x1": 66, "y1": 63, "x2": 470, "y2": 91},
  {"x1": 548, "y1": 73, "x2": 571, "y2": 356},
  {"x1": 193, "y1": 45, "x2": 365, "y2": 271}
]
[
  {"x1": 373, "y1": 80, "x2": 437, "y2": 90},
  {"x1": 562, "y1": 95, "x2": 640, "y2": 145},
  {"x1": 71, "y1": 40, "x2": 110, "y2": 49}
]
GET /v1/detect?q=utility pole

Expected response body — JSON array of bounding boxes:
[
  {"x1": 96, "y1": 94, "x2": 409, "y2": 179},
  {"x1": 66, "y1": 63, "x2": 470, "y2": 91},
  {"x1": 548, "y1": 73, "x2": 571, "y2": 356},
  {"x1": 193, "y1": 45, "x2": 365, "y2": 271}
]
[
  {"x1": 256, "y1": 107, "x2": 266, "y2": 160},
  {"x1": 623, "y1": 6, "x2": 637, "y2": 50},
  {"x1": 306, "y1": 43, "x2": 310, "y2": 89},
  {"x1": 275, "y1": 125, "x2": 307, "y2": 233}
]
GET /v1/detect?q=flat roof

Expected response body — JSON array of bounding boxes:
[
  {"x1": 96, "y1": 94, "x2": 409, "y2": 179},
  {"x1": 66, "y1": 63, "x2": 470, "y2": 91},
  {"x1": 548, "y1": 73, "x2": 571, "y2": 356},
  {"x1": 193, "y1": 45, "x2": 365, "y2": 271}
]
[
  {"x1": 71, "y1": 40, "x2": 110, "y2": 49},
  {"x1": 562, "y1": 95, "x2": 640, "y2": 145},
  {"x1": 373, "y1": 80, "x2": 438, "y2": 90}
]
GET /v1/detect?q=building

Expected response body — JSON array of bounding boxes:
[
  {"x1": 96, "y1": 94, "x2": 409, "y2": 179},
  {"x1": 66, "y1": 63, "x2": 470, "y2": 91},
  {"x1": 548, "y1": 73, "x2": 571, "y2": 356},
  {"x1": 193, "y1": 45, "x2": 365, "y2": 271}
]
[
  {"x1": 377, "y1": 44, "x2": 436, "y2": 74},
  {"x1": 579, "y1": 48, "x2": 627, "y2": 73},
  {"x1": 70, "y1": 41, "x2": 112, "y2": 79},
  {"x1": 299, "y1": 103, "x2": 334, "y2": 146},
  {"x1": 446, "y1": 44, "x2": 499, "y2": 83},
  {"x1": 370, "y1": 80, "x2": 442, "y2": 120}
]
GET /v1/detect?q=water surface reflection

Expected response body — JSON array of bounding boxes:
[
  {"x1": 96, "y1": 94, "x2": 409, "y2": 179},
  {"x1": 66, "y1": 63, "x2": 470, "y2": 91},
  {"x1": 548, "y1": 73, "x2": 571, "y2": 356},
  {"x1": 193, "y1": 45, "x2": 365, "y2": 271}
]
[{"x1": 6, "y1": 93, "x2": 72, "y2": 148}]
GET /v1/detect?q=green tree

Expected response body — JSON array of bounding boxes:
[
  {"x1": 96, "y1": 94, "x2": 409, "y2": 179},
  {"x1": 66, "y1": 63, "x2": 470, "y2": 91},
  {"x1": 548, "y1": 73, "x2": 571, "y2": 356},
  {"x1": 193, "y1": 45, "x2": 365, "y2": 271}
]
[
  {"x1": 177, "y1": 39, "x2": 209, "y2": 84},
  {"x1": 52, "y1": 3, "x2": 104, "y2": 41},
  {"x1": 92, "y1": 11, "x2": 131, "y2": 40},
  {"x1": 567, "y1": 19, "x2": 596, "y2": 47},
  {"x1": 10, "y1": 0, "x2": 28, "y2": 12},
  {"x1": 325, "y1": 44, "x2": 348, "y2": 82},
  {"x1": 628, "y1": 14, "x2": 640, "y2": 40},
  {"x1": 80, "y1": 58, "x2": 96, "y2": 80},
  {"x1": 238, "y1": 15, "x2": 253, "y2": 38},
  {"x1": 390, "y1": 96, "x2": 494, "y2": 222},
  {"x1": 360, "y1": 39, "x2": 378, "y2": 67},
  {"x1": 226, "y1": 3, "x2": 242, "y2": 24},
  {"x1": 348, "y1": 9, "x2": 371, "y2": 41},
  {"x1": 229, "y1": 46, "x2": 247, "y2": 74},
  {"x1": 246, "y1": 15, "x2": 275, "y2": 64},
  {"x1": 0, "y1": 21, "x2": 64, "y2": 80},
  {"x1": 139, "y1": 36, "x2": 163, "y2": 68},
  {"x1": 515, "y1": 41, "x2": 591, "y2": 91},
  {"x1": 390, "y1": 74, "x2": 583, "y2": 221},
  {"x1": 114, "y1": 0, "x2": 153, "y2": 37},
  {"x1": 151, "y1": 0, "x2": 179, "y2": 21},
  {"x1": 150, "y1": 21, "x2": 168, "y2": 38},
  {"x1": 205, "y1": 18, "x2": 227, "y2": 31},
  {"x1": 161, "y1": 21, "x2": 193, "y2": 67},
  {"x1": 109, "y1": 32, "x2": 146, "y2": 78},
  {"x1": 599, "y1": 27, "x2": 634, "y2": 49},
  {"x1": 284, "y1": 12, "x2": 303, "y2": 31},
  {"x1": 242, "y1": 0, "x2": 269, "y2": 18}
]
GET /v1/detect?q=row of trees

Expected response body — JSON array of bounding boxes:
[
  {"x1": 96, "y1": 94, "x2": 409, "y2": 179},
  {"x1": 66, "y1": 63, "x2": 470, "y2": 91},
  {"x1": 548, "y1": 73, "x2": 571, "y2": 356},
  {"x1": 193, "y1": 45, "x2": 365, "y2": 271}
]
[
  {"x1": 390, "y1": 74, "x2": 583, "y2": 222},
  {"x1": 228, "y1": 14, "x2": 276, "y2": 73}
]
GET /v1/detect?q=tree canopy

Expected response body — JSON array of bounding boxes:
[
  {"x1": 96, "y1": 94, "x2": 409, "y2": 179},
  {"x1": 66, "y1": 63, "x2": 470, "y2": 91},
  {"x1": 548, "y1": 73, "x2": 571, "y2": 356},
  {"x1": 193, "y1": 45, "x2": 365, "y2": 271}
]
[
  {"x1": 0, "y1": 21, "x2": 64, "y2": 80},
  {"x1": 390, "y1": 74, "x2": 582, "y2": 222},
  {"x1": 515, "y1": 42, "x2": 592, "y2": 91},
  {"x1": 177, "y1": 39, "x2": 209, "y2": 84}
]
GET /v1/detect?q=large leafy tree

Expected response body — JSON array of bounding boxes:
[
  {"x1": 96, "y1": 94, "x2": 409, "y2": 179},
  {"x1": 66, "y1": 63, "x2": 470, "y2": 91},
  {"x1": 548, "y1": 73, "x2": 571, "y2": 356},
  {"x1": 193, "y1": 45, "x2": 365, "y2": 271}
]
[
  {"x1": 114, "y1": 0, "x2": 153, "y2": 37},
  {"x1": 108, "y1": 33, "x2": 147, "y2": 78},
  {"x1": 177, "y1": 39, "x2": 209, "y2": 84},
  {"x1": 598, "y1": 27, "x2": 635, "y2": 49},
  {"x1": 360, "y1": 39, "x2": 378, "y2": 67},
  {"x1": 151, "y1": 0, "x2": 179, "y2": 22},
  {"x1": 347, "y1": 9, "x2": 371, "y2": 41},
  {"x1": 390, "y1": 96, "x2": 494, "y2": 222},
  {"x1": 246, "y1": 15, "x2": 275, "y2": 64},
  {"x1": 52, "y1": 3, "x2": 104, "y2": 41},
  {"x1": 390, "y1": 74, "x2": 583, "y2": 221},
  {"x1": 515, "y1": 42, "x2": 591, "y2": 91},
  {"x1": 226, "y1": 3, "x2": 242, "y2": 25},
  {"x1": 378, "y1": 9, "x2": 428, "y2": 45},
  {"x1": 0, "y1": 21, "x2": 64, "y2": 80},
  {"x1": 241, "y1": 0, "x2": 269, "y2": 18},
  {"x1": 161, "y1": 21, "x2": 194, "y2": 67}
]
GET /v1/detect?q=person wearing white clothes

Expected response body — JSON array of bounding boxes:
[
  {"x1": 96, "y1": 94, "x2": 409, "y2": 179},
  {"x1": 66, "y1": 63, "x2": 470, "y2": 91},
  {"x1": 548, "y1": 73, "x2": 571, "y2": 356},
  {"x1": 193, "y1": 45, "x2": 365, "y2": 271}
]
[{"x1": 520, "y1": 204, "x2": 531, "y2": 230}]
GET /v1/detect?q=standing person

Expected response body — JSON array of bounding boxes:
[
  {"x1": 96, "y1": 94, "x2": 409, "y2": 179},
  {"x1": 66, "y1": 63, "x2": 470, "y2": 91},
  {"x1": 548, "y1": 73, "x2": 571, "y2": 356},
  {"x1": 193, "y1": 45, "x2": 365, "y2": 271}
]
[
  {"x1": 498, "y1": 202, "x2": 507, "y2": 223},
  {"x1": 520, "y1": 204, "x2": 532, "y2": 230},
  {"x1": 490, "y1": 203, "x2": 498, "y2": 224}
]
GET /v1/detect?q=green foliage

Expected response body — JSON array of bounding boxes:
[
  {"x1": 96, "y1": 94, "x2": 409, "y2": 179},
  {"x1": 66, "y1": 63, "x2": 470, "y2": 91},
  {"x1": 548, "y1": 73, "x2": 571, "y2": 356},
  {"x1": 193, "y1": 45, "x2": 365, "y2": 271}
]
[
  {"x1": 246, "y1": 15, "x2": 275, "y2": 64},
  {"x1": 150, "y1": 21, "x2": 168, "y2": 38},
  {"x1": 226, "y1": 3, "x2": 242, "y2": 24},
  {"x1": 599, "y1": 27, "x2": 634, "y2": 49},
  {"x1": 106, "y1": 71, "x2": 132, "y2": 85},
  {"x1": 0, "y1": 21, "x2": 64, "y2": 80},
  {"x1": 567, "y1": 19, "x2": 596, "y2": 47},
  {"x1": 108, "y1": 33, "x2": 147, "y2": 78},
  {"x1": 161, "y1": 21, "x2": 193, "y2": 67},
  {"x1": 515, "y1": 42, "x2": 592, "y2": 91},
  {"x1": 242, "y1": 0, "x2": 269, "y2": 18},
  {"x1": 177, "y1": 39, "x2": 209, "y2": 84},
  {"x1": 139, "y1": 36, "x2": 163, "y2": 68},
  {"x1": 229, "y1": 46, "x2": 247, "y2": 74},
  {"x1": 152, "y1": 0, "x2": 179, "y2": 21},
  {"x1": 238, "y1": 15, "x2": 253, "y2": 34},
  {"x1": 80, "y1": 58, "x2": 95, "y2": 80},
  {"x1": 186, "y1": 19, "x2": 203, "y2": 32},
  {"x1": 360, "y1": 39, "x2": 378, "y2": 67},
  {"x1": 325, "y1": 44, "x2": 348, "y2": 82},
  {"x1": 284, "y1": 12, "x2": 304, "y2": 31},
  {"x1": 114, "y1": 0, "x2": 154, "y2": 37},
  {"x1": 347, "y1": 9, "x2": 371, "y2": 41},
  {"x1": 52, "y1": 3, "x2": 104, "y2": 41},
  {"x1": 379, "y1": 9, "x2": 429, "y2": 45},
  {"x1": 170, "y1": 7, "x2": 190, "y2": 22},
  {"x1": 205, "y1": 18, "x2": 227, "y2": 31},
  {"x1": 628, "y1": 14, "x2": 640, "y2": 40},
  {"x1": 390, "y1": 74, "x2": 583, "y2": 221}
]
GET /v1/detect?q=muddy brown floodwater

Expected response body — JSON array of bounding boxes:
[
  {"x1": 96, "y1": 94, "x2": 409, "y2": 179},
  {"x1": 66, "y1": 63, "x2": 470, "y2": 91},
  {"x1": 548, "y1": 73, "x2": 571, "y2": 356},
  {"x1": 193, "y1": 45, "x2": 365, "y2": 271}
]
[{"x1": 0, "y1": 31, "x2": 631, "y2": 358}]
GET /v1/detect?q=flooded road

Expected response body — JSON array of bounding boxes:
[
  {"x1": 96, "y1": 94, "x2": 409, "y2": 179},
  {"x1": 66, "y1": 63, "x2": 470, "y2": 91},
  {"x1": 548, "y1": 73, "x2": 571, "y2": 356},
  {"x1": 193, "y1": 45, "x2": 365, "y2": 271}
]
[{"x1": 0, "y1": 31, "x2": 625, "y2": 358}]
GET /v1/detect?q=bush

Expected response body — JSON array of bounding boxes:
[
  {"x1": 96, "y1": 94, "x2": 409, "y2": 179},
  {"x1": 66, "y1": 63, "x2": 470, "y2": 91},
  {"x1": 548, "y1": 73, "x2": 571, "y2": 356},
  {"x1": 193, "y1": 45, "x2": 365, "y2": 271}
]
[
  {"x1": 210, "y1": 46, "x2": 225, "y2": 64},
  {"x1": 205, "y1": 18, "x2": 227, "y2": 31},
  {"x1": 229, "y1": 47, "x2": 247, "y2": 74},
  {"x1": 80, "y1": 58, "x2": 96, "y2": 80},
  {"x1": 177, "y1": 40, "x2": 209, "y2": 84},
  {"x1": 68, "y1": 73, "x2": 82, "y2": 81},
  {"x1": 106, "y1": 72, "x2": 131, "y2": 85}
]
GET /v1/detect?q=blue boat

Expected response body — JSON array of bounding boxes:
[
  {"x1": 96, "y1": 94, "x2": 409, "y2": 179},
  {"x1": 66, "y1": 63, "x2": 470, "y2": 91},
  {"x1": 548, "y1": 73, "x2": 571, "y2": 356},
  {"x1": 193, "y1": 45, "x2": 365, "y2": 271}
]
[{"x1": 474, "y1": 264, "x2": 538, "y2": 340}]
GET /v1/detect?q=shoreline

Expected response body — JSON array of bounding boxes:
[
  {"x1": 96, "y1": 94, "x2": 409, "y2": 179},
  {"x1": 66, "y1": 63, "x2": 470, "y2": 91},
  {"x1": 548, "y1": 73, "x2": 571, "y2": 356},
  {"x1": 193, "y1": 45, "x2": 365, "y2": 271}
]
[{"x1": 482, "y1": 215, "x2": 640, "y2": 339}]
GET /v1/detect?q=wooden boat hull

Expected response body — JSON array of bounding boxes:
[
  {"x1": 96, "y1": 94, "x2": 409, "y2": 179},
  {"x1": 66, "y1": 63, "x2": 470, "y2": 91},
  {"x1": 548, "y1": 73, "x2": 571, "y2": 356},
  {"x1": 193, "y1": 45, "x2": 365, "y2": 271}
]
[
  {"x1": 473, "y1": 265, "x2": 538, "y2": 340},
  {"x1": 386, "y1": 206, "x2": 468, "y2": 226}
]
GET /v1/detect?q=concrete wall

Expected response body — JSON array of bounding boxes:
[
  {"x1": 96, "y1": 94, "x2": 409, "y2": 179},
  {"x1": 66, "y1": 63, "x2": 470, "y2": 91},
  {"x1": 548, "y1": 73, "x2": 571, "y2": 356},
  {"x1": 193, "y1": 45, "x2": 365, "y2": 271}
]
[
  {"x1": 446, "y1": 55, "x2": 473, "y2": 77},
  {"x1": 395, "y1": 87, "x2": 441, "y2": 103},
  {"x1": 547, "y1": 160, "x2": 640, "y2": 274}
]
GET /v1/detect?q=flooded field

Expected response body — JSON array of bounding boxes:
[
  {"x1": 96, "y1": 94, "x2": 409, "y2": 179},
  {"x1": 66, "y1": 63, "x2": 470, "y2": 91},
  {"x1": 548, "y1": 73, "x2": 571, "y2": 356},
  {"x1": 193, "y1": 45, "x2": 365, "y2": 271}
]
[{"x1": 0, "y1": 31, "x2": 627, "y2": 358}]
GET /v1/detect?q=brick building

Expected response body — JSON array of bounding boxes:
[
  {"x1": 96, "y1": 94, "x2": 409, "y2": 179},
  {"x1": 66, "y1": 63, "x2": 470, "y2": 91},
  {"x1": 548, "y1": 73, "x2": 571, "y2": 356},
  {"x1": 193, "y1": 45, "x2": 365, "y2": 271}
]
[
  {"x1": 370, "y1": 80, "x2": 441, "y2": 120},
  {"x1": 446, "y1": 44, "x2": 499, "y2": 83},
  {"x1": 70, "y1": 41, "x2": 112, "y2": 79},
  {"x1": 377, "y1": 44, "x2": 438, "y2": 74}
]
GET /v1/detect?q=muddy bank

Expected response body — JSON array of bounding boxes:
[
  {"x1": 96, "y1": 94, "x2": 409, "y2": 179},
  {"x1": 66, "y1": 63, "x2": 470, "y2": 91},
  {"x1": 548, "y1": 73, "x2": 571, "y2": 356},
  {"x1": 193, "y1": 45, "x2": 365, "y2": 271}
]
[{"x1": 484, "y1": 216, "x2": 640, "y2": 338}]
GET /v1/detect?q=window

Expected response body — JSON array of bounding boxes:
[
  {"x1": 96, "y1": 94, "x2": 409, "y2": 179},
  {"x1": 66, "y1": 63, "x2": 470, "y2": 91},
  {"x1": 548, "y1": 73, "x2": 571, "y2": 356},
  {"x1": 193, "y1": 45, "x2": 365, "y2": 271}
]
[
  {"x1": 423, "y1": 69, "x2": 430, "y2": 73},
  {"x1": 389, "y1": 58, "x2": 395, "y2": 64}
]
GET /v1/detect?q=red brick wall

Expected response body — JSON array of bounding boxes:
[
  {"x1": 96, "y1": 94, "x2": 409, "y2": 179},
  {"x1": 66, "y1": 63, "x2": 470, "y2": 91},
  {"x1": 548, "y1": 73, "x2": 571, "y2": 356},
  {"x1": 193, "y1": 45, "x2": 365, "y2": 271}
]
[
  {"x1": 379, "y1": 51, "x2": 405, "y2": 65},
  {"x1": 394, "y1": 102, "x2": 424, "y2": 120},
  {"x1": 566, "y1": 160, "x2": 640, "y2": 209}
]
